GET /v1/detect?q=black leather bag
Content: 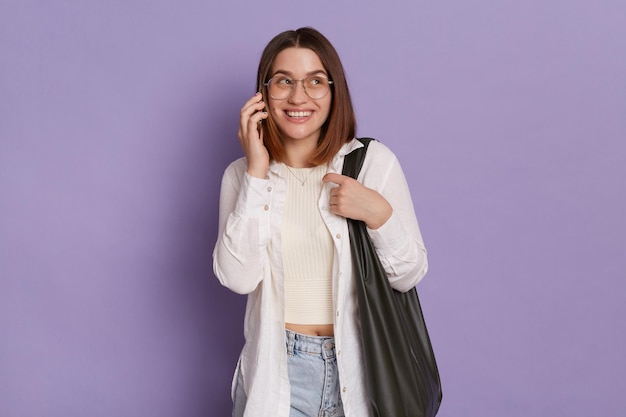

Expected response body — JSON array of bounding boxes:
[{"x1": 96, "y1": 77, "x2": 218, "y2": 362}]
[{"x1": 342, "y1": 138, "x2": 442, "y2": 417}]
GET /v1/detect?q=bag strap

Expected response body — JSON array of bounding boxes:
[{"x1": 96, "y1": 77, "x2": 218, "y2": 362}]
[{"x1": 342, "y1": 137, "x2": 375, "y2": 179}]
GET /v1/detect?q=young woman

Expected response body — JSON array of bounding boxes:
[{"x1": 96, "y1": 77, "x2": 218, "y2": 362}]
[{"x1": 213, "y1": 27, "x2": 428, "y2": 417}]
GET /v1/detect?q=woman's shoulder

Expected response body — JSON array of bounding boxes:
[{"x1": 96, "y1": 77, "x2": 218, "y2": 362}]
[
  {"x1": 224, "y1": 156, "x2": 248, "y2": 173},
  {"x1": 221, "y1": 156, "x2": 248, "y2": 183},
  {"x1": 357, "y1": 137, "x2": 399, "y2": 165}
]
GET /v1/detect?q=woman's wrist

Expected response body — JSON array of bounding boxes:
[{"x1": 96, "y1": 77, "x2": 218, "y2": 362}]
[
  {"x1": 247, "y1": 162, "x2": 269, "y2": 179},
  {"x1": 365, "y1": 204, "x2": 392, "y2": 230}
]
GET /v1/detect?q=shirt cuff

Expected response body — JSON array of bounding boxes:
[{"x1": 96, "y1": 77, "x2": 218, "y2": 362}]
[{"x1": 234, "y1": 172, "x2": 273, "y2": 217}]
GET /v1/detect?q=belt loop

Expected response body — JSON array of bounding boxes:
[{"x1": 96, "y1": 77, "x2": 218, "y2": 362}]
[
  {"x1": 321, "y1": 339, "x2": 335, "y2": 360},
  {"x1": 286, "y1": 329, "x2": 295, "y2": 356}
]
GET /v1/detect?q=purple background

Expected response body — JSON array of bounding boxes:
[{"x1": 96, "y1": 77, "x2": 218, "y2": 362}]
[{"x1": 1, "y1": 1, "x2": 625, "y2": 416}]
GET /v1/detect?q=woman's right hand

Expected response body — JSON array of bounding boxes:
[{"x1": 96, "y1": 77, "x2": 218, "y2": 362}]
[{"x1": 238, "y1": 93, "x2": 270, "y2": 178}]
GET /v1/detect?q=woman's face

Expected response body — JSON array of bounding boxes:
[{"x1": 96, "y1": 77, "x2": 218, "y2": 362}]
[{"x1": 267, "y1": 47, "x2": 332, "y2": 147}]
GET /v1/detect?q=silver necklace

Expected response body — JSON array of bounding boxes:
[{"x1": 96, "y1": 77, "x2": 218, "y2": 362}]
[{"x1": 284, "y1": 164, "x2": 315, "y2": 186}]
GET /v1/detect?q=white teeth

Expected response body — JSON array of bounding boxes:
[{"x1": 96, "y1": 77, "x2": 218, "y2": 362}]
[{"x1": 286, "y1": 111, "x2": 312, "y2": 118}]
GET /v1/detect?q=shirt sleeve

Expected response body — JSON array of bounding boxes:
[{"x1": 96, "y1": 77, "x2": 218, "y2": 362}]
[
  {"x1": 362, "y1": 142, "x2": 428, "y2": 292},
  {"x1": 213, "y1": 160, "x2": 273, "y2": 294}
]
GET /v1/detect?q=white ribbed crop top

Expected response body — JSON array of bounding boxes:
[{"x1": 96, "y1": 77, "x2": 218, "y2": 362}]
[{"x1": 280, "y1": 163, "x2": 334, "y2": 325}]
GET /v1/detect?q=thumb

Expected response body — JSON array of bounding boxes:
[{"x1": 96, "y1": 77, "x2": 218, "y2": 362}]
[{"x1": 322, "y1": 172, "x2": 347, "y2": 185}]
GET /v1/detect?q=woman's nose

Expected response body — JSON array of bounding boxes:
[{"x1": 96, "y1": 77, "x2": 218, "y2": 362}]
[{"x1": 288, "y1": 80, "x2": 308, "y2": 103}]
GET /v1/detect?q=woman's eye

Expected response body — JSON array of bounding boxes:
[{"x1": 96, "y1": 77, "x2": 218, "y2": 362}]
[{"x1": 277, "y1": 77, "x2": 292, "y2": 85}]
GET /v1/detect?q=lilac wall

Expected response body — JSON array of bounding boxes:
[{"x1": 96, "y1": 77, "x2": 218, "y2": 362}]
[{"x1": 1, "y1": 1, "x2": 624, "y2": 416}]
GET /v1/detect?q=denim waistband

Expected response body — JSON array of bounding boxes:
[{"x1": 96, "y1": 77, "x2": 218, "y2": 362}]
[{"x1": 285, "y1": 329, "x2": 336, "y2": 360}]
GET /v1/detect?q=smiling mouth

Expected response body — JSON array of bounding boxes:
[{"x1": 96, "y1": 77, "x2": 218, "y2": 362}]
[{"x1": 286, "y1": 111, "x2": 313, "y2": 118}]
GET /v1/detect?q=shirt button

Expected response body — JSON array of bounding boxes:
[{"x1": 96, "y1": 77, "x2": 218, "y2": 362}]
[
  {"x1": 336, "y1": 233, "x2": 341, "y2": 239},
  {"x1": 336, "y1": 311, "x2": 340, "y2": 317},
  {"x1": 337, "y1": 350, "x2": 341, "y2": 356},
  {"x1": 264, "y1": 205, "x2": 269, "y2": 211},
  {"x1": 342, "y1": 387, "x2": 347, "y2": 393},
  {"x1": 267, "y1": 186, "x2": 272, "y2": 192}
]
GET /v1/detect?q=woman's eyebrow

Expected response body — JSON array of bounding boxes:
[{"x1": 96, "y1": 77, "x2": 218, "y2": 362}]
[{"x1": 270, "y1": 69, "x2": 328, "y2": 77}]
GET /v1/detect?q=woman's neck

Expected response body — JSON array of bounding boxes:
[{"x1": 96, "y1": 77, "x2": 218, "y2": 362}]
[{"x1": 283, "y1": 138, "x2": 318, "y2": 168}]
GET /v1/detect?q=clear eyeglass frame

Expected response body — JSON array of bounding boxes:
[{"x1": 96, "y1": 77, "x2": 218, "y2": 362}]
[{"x1": 264, "y1": 74, "x2": 334, "y2": 100}]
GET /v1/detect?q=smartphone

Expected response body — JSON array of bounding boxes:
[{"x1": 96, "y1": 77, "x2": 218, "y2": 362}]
[{"x1": 256, "y1": 79, "x2": 266, "y2": 137}]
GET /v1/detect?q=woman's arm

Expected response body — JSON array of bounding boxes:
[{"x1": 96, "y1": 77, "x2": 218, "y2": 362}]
[
  {"x1": 324, "y1": 141, "x2": 428, "y2": 292},
  {"x1": 364, "y1": 142, "x2": 428, "y2": 292},
  {"x1": 213, "y1": 93, "x2": 274, "y2": 294}
]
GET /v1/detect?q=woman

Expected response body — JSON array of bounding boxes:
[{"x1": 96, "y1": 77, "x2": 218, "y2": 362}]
[{"x1": 213, "y1": 27, "x2": 428, "y2": 417}]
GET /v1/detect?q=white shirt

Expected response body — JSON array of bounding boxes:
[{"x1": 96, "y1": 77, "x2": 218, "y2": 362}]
[{"x1": 213, "y1": 138, "x2": 428, "y2": 417}]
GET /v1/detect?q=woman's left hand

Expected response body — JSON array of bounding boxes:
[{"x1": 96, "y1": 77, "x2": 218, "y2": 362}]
[{"x1": 323, "y1": 173, "x2": 392, "y2": 230}]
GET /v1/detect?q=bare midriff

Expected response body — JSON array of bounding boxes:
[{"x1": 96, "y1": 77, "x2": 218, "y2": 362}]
[{"x1": 285, "y1": 323, "x2": 334, "y2": 337}]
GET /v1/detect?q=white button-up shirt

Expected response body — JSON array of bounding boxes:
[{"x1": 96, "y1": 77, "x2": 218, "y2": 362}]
[{"x1": 213, "y1": 138, "x2": 428, "y2": 417}]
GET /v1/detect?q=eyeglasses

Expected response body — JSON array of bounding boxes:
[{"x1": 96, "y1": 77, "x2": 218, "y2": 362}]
[{"x1": 264, "y1": 74, "x2": 333, "y2": 100}]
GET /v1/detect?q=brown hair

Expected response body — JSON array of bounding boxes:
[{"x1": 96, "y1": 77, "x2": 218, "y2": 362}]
[{"x1": 257, "y1": 27, "x2": 357, "y2": 165}]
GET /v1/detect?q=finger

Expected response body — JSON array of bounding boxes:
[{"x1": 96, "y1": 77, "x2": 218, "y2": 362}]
[
  {"x1": 247, "y1": 110, "x2": 268, "y2": 133},
  {"x1": 240, "y1": 102, "x2": 266, "y2": 129},
  {"x1": 242, "y1": 108, "x2": 266, "y2": 137},
  {"x1": 322, "y1": 172, "x2": 348, "y2": 185},
  {"x1": 242, "y1": 92, "x2": 264, "y2": 109},
  {"x1": 240, "y1": 95, "x2": 266, "y2": 125}
]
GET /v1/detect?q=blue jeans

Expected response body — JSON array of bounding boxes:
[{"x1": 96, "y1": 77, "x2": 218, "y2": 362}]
[{"x1": 232, "y1": 330, "x2": 345, "y2": 417}]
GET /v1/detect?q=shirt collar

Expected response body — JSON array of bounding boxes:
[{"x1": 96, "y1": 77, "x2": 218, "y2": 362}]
[{"x1": 268, "y1": 138, "x2": 362, "y2": 175}]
